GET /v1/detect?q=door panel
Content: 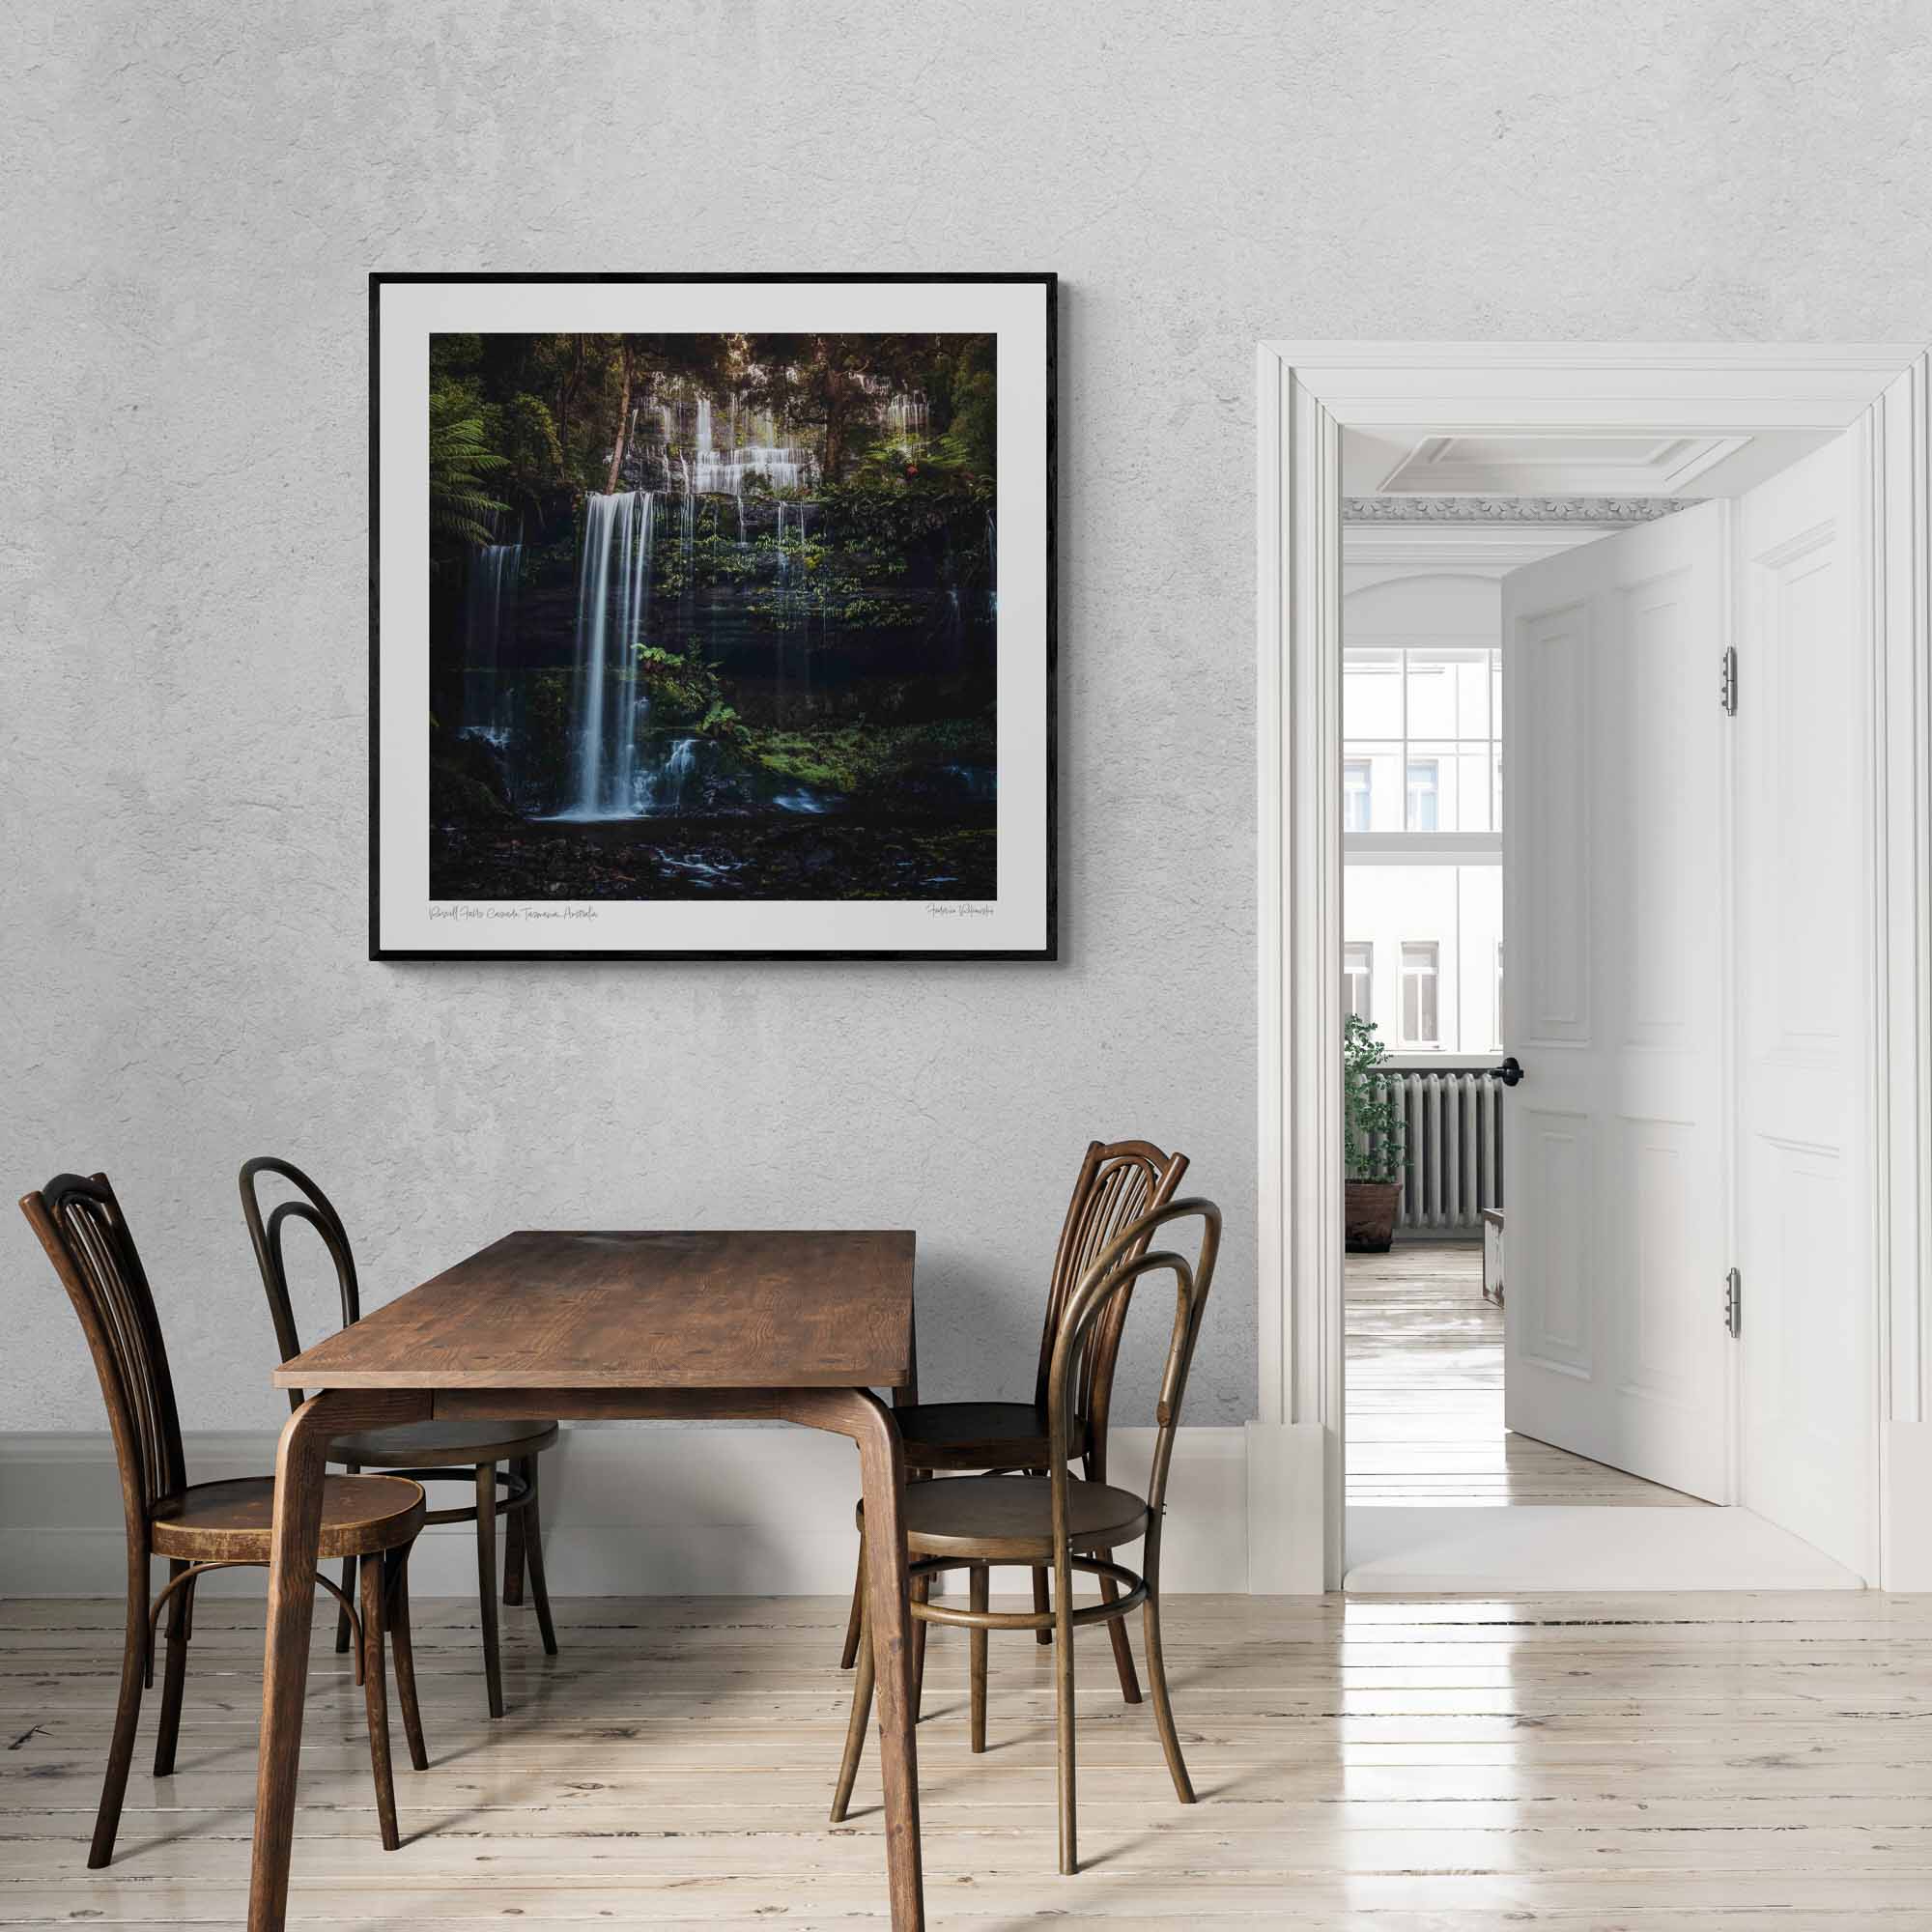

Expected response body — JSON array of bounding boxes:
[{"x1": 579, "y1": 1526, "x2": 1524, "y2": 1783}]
[
  {"x1": 1736, "y1": 436, "x2": 1875, "y2": 1578},
  {"x1": 1501, "y1": 502, "x2": 1731, "y2": 1502}
]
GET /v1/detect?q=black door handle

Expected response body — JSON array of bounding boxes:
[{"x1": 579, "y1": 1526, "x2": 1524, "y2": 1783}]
[{"x1": 1492, "y1": 1056, "x2": 1523, "y2": 1087}]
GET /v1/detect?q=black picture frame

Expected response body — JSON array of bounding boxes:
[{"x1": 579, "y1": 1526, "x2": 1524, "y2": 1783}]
[{"x1": 370, "y1": 271, "x2": 1056, "y2": 962}]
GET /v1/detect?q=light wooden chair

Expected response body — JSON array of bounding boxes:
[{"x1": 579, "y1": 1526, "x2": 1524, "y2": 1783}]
[
  {"x1": 838, "y1": 1138, "x2": 1187, "y2": 1708},
  {"x1": 18, "y1": 1171, "x2": 430, "y2": 1865},
  {"x1": 832, "y1": 1195, "x2": 1221, "y2": 1874},
  {"x1": 241, "y1": 1156, "x2": 560, "y2": 1719}
]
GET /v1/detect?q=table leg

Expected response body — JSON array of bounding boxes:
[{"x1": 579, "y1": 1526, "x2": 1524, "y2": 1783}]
[
  {"x1": 847, "y1": 1392, "x2": 923, "y2": 1932},
  {"x1": 431, "y1": 1382, "x2": 925, "y2": 1932},
  {"x1": 773, "y1": 1388, "x2": 922, "y2": 1932},
  {"x1": 249, "y1": 1390, "x2": 426, "y2": 1932}
]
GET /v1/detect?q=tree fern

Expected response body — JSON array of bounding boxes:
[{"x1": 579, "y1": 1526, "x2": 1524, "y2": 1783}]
[{"x1": 429, "y1": 385, "x2": 509, "y2": 548}]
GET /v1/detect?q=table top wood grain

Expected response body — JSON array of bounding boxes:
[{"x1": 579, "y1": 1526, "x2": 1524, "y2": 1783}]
[{"x1": 272, "y1": 1230, "x2": 917, "y2": 1392}]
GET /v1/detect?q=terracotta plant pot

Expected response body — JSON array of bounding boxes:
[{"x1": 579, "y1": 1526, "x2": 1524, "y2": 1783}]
[{"x1": 1345, "y1": 1179, "x2": 1403, "y2": 1254}]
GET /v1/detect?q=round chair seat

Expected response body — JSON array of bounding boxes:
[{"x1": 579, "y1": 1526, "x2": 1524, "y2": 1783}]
[
  {"x1": 327, "y1": 1417, "x2": 559, "y2": 1467},
  {"x1": 868, "y1": 1473, "x2": 1151, "y2": 1560},
  {"x1": 150, "y1": 1476, "x2": 426, "y2": 1563},
  {"x1": 895, "y1": 1400, "x2": 1089, "y2": 1472}
]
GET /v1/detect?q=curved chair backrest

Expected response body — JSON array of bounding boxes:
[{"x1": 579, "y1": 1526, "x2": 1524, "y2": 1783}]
[
  {"x1": 19, "y1": 1173, "x2": 186, "y2": 1540},
  {"x1": 239, "y1": 1156, "x2": 361, "y2": 1415},
  {"x1": 1034, "y1": 1139, "x2": 1189, "y2": 1453},
  {"x1": 1043, "y1": 1196, "x2": 1221, "y2": 1551}
]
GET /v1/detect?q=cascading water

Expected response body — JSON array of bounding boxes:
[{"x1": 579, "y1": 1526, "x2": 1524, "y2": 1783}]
[
  {"x1": 885, "y1": 388, "x2": 929, "y2": 457},
  {"x1": 639, "y1": 736, "x2": 700, "y2": 813},
  {"x1": 561, "y1": 491, "x2": 655, "y2": 818},
  {"x1": 610, "y1": 493, "x2": 655, "y2": 812},
  {"x1": 462, "y1": 543, "x2": 521, "y2": 739},
  {"x1": 691, "y1": 443, "x2": 817, "y2": 494}
]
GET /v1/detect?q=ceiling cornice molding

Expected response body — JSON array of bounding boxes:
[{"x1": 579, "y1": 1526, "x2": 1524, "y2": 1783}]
[
  {"x1": 1343, "y1": 495, "x2": 1691, "y2": 523},
  {"x1": 1341, "y1": 504, "x2": 1690, "y2": 572}
]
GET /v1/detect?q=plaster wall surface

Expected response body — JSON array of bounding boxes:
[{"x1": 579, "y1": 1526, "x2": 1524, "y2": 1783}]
[{"x1": 5, "y1": 0, "x2": 1929, "y2": 1433}]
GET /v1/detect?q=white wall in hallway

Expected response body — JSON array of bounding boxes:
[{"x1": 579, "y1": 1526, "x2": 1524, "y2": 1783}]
[{"x1": 1344, "y1": 863, "x2": 1502, "y2": 1055}]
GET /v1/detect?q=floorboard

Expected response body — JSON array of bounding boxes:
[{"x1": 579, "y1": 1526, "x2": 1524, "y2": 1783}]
[
  {"x1": 5, "y1": 1590, "x2": 1932, "y2": 1926},
  {"x1": 1348, "y1": 1242, "x2": 1705, "y2": 1508}
]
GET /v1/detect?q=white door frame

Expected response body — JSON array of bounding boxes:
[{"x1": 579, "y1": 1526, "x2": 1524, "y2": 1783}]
[{"x1": 1252, "y1": 342, "x2": 1932, "y2": 1592}]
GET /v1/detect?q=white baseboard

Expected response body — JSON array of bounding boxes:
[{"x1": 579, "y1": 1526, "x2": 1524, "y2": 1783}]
[
  {"x1": 1242, "y1": 1419, "x2": 1326, "y2": 1593},
  {"x1": 0, "y1": 1425, "x2": 1256, "y2": 1598},
  {"x1": 1884, "y1": 1421, "x2": 1932, "y2": 1589},
  {"x1": 1344, "y1": 1506, "x2": 1865, "y2": 1592}
]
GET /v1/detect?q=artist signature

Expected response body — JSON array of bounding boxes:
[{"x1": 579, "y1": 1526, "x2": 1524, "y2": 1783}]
[{"x1": 429, "y1": 906, "x2": 601, "y2": 922}]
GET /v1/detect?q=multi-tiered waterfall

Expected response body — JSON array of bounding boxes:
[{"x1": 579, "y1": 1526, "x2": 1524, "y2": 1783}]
[{"x1": 646, "y1": 381, "x2": 818, "y2": 496}]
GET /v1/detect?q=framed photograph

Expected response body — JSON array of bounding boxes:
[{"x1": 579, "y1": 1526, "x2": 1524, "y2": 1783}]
[{"x1": 371, "y1": 273, "x2": 1055, "y2": 959}]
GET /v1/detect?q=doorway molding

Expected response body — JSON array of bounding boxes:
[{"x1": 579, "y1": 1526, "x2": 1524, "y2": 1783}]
[{"x1": 1253, "y1": 342, "x2": 1932, "y2": 1592}]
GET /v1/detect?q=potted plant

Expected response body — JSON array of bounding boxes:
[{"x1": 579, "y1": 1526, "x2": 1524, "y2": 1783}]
[{"x1": 1344, "y1": 1011, "x2": 1406, "y2": 1252}]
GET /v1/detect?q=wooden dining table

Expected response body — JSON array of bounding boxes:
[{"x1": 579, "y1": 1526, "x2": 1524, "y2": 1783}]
[{"x1": 248, "y1": 1227, "x2": 924, "y2": 1931}]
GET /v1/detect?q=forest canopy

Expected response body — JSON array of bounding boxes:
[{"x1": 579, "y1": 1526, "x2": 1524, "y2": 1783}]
[{"x1": 428, "y1": 330, "x2": 995, "y2": 558}]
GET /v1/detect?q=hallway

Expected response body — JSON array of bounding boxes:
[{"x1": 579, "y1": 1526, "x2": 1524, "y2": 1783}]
[{"x1": 1347, "y1": 1242, "x2": 1705, "y2": 1508}]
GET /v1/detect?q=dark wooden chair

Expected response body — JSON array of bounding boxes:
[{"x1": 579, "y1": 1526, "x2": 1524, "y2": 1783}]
[
  {"x1": 18, "y1": 1171, "x2": 430, "y2": 1865},
  {"x1": 240, "y1": 1156, "x2": 560, "y2": 1719},
  {"x1": 838, "y1": 1138, "x2": 1188, "y2": 1707},
  {"x1": 833, "y1": 1195, "x2": 1220, "y2": 1873}
]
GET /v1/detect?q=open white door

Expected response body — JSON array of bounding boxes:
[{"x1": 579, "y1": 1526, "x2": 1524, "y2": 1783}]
[
  {"x1": 1500, "y1": 501, "x2": 1732, "y2": 1502},
  {"x1": 1734, "y1": 434, "x2": 1877, "y2": 1580}
]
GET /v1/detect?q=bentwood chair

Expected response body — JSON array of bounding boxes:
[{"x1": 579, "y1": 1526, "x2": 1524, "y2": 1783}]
[
  {"x1": 19, "y1": 1172, "x2": 430, "y2": 1865},
  {"x1": 833, "y1": 1196, "x2": 1220, "y2": 1874},
  {"x1": 838, "y1": 1138, "x2": 1188, "y2": 1709},
  {"x1": 240, "y1": 1157, "x2": 560, "y2": 1719}
]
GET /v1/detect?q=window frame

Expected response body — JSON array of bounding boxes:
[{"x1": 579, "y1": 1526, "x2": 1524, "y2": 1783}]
[
  {"x1": 1405, "y1": 756, "x2": 1440, "y2": 832},
  {"x1": 1399, "y1": 938, "x2": 1441, "y2": 1049},
  {"x1": 1344, "y1": 642, "x2": 1502, "y2": 843},
  {"x1": 1343, "y1": 758, "x2": 1373, "y2": 834},
  {"x1": 1343, "y1": 940, "x2": 1373, "y2": 1020}
]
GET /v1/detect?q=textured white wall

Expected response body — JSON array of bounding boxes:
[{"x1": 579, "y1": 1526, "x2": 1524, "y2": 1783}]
[{"x1": 4, "y1": 1, "x2": 1930, "y2": 1435}]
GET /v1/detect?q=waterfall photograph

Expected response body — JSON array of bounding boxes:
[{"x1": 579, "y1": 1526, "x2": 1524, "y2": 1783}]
[{"x1": 423, "y1": 327, "x2": 1000, "y2": 907}]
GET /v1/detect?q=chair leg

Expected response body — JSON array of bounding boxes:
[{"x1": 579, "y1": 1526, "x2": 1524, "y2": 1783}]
[
  {"x1": 502, "y1": 1458, "x2": 527, "y2": 1607},
  {"x1": 474, "y1": 1463, "x2": 505, "y2": 1719},
  {"x1": 89, "y1": 1576, "x2": 148, "y2": 1867},
  {"x1": 1028, "y1": 1469, "x2": 1052, "y2": 1643},
  {"x1": 359, "y1": 1554, "x2": 401, "y2": 1851},
  {"x1": 1143, "y1": 1585, "x2": 1195, "y2": 1804},
  {"x1": 838, "y1": 1522, "x2": 866, "y2": 1670},
  {"x1": 520, "y1": 1454, "x2": 558, "y2": 1658},
  {"x1": 335, "y1": 1462, "x2": 359, "y2": 1654},
  {"x1": 385, "y1": 1546, "x2": 430, "y2": 1773},
  {"x1": 910, "y1": 1570, "x2": 928, "y2": 1720},
  {"x1": 1100, "y1": 1576, "x2": 1143, "y2": 1705},
  {"x1": 1052, "y1": 1549, "x2": 1078, "y2": 1875},
  {"x1": 830, "y1": 1589, "x2": 874, "y2": 1824},
  {"x1": 968, "y1": 1564, "x2": 989, "y2": 1754},
  {"x1": 153, "y1": 1558, "x2": 195, "y2": 1776}
]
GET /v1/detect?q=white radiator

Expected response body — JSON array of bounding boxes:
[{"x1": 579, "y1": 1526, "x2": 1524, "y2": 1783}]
[{"x1": 1372, "y1": 1066, "x2": 1505, "y2": 1236}]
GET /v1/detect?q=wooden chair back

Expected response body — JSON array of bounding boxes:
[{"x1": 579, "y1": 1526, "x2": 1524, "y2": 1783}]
[
  {"x1": 1043, "y1": 1196, "x2": 1221, "y2": 1547},
  {"x1": 1034, "y1": 1139, "x2": 1188, "y2": 1452},
  {"x1": 19, "y1": 1173, "x2": 186, "y2": 1538},
  {"x1": 239, "y1": 1156, "x2": 363, "y2": 1415}
]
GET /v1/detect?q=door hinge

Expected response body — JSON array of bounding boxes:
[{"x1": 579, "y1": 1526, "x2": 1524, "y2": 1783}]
[
  {"x1": 1723, "y1": 1265, "x2": 1742, "y2": 1339},
  {"x1": 1719, "y1": 644, "x2": 1738, "y2": 717}
]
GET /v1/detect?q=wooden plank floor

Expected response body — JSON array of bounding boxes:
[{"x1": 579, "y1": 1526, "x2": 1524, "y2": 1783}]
[
  {"x1": 1348, "y1": 1242, "x2": 1705, "y2": 1508},
  {"x1": 7, "y1": 1588, "x2": 1932, "y2": 1926}
]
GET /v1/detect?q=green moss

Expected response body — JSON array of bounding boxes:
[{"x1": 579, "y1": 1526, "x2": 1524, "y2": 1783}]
[{"x1": 745, "y1": 716, "x2": 995, "y2": 795}]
